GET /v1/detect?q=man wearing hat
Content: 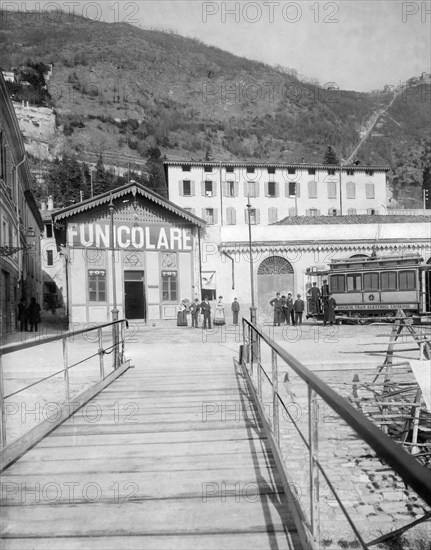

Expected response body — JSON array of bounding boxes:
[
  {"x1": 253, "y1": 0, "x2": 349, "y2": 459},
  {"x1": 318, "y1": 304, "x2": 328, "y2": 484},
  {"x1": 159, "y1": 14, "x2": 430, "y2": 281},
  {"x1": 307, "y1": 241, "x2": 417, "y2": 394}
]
[
  {"x1": 189, "y1": 298, "x2": 200, "y2": 328},
  {"x1": 269, "y1": 292, "x2": 284, "y2": 326},
  {"x1": 231, "y1": 297, "x2": 240, "y2": 325}
]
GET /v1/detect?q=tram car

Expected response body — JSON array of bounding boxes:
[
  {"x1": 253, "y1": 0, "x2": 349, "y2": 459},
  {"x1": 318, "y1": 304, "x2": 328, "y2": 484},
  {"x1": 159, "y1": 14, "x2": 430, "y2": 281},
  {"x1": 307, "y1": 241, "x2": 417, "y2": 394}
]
[{"x1": 305, "y1": 253, "x2": 431, "y2": 320}]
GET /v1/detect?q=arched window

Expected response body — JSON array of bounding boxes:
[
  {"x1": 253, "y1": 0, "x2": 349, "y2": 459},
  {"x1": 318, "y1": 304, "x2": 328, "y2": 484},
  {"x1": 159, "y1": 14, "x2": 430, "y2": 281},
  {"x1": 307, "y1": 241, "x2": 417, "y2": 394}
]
[{"x1": 258, "y1": 256, "x2": 294, "y2": 275}]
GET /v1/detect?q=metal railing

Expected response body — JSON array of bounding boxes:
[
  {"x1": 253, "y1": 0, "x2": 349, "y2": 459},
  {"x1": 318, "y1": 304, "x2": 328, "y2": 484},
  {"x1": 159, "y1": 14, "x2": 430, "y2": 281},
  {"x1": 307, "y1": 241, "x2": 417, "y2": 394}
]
[
  {"x1": 241, "y1": 318, "x2": 431, "y2": 549},
  {"x1": 0, "y1": 319, "x2": 128, "y2": 450}
]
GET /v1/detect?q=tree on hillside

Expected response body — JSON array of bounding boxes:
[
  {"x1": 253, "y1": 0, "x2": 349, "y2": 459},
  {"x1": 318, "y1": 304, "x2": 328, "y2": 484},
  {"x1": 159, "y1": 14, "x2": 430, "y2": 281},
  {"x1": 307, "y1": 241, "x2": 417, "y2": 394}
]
[
  {"x1": 46, "y1": 154, "x2": 85, "y2": 206},
  {"x1": 145, "y1": 147, "x2": 167, "y2": 197},
  {"x1": 323, "y1": 146, "x2": 340, "y2": 165}
]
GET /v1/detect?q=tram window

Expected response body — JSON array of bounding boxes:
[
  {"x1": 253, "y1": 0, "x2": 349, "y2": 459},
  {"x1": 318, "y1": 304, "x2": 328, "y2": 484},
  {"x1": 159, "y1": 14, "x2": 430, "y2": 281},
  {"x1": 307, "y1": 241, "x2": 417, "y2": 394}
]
[
  {"x1": 347, "y1": 274, "x2": 362, "y2": 291},
  {"x1": 363, "y1": 272, "x2": 379, "y2": 290},
  {"x1": 330, "y1": 275, "x2": 345, "y2": 292},
  {"x1": 399, "y1": 271, "x2": 415, "y2": 290},
  {"x1": 381, "y1": 272, "x2": 397, "y2": 290}
]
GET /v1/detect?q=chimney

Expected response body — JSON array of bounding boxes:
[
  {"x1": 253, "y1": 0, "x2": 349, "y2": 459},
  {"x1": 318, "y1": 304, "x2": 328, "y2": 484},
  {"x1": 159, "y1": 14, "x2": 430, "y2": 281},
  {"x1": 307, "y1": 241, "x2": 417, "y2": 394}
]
[{"x1": 47, "y1": 195, "x2": 54, "y2": 211}]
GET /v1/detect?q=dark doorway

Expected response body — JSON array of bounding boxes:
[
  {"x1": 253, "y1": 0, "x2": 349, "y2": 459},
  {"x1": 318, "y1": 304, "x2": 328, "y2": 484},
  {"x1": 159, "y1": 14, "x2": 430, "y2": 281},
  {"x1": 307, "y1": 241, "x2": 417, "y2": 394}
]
[{"x1": 124, "y1": 271, "x2": 146, "y2": 320}]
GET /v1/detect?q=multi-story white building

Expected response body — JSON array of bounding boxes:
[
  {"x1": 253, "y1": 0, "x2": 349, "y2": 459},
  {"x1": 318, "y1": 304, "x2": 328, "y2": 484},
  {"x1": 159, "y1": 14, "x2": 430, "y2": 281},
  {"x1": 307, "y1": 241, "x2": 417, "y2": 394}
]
[{"x1": 164, "y1": 161, "x2": 389, "y2": 226}]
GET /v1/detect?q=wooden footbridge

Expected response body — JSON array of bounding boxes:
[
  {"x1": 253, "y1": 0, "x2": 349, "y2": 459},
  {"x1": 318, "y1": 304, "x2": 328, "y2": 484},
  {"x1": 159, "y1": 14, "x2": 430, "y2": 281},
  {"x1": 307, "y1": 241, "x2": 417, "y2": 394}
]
[{"x1": 1, "y1": 320, "x2": 430, "y2": 550}]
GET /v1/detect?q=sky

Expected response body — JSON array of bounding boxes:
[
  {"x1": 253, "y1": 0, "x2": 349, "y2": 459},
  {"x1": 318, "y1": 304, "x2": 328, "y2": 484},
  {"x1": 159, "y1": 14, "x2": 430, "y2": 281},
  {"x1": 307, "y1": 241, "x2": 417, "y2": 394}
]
[{"x1": 11, "y1": 0, "x2": 431, "y2": 91}]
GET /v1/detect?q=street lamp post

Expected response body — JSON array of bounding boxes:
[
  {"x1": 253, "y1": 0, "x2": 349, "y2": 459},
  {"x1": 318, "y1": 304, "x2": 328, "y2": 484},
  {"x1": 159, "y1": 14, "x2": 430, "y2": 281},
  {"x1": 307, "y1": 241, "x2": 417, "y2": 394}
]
[
  {"x1": 246, "y1": 198, "x2": 257, "y2": 325},
  {"x1": 109, "y1": 196, "x2": 119, "y2": 369}
]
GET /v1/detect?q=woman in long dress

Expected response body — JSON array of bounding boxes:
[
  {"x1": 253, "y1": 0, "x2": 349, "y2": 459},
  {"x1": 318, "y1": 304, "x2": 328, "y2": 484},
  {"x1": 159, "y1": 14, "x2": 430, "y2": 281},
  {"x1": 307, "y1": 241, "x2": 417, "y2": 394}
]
[
  {"x1": 213, "y1": 296, "x2": 225, "y2": 326},
  {"x1": 177, "y1": 302, "x2": 188, "y2": 326}
]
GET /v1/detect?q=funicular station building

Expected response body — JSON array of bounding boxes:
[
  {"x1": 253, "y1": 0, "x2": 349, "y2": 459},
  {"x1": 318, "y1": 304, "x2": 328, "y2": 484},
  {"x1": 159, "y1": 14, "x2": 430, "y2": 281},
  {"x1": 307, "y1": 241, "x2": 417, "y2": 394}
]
[{"x1": 52, "y1": 182, "x2": 205, "y2": 324}]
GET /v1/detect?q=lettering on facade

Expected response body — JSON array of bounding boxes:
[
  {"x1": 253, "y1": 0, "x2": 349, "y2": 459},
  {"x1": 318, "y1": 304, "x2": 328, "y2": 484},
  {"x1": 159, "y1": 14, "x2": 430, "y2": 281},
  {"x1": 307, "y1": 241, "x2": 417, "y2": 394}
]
[{"x1": 67, "y1": 224, "x2": 193, "y2": 251}]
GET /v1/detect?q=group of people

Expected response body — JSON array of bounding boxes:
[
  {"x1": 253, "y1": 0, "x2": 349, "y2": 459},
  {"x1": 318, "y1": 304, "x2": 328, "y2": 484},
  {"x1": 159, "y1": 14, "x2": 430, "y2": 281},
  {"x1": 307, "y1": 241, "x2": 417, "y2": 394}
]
[
  {"x1": 17, "y1": 297, "x2": 41, "y2": 332},
  {"x1": 270, "y1": 280, "x2": 337, "y2": 326},
  {"x1": 307, "y1": 280, "x2": 337, "y2": 325},
  {"x1": 177, "y1": 297, "x2": 241, "y2": 329},
  {"x1": 269, "y1": 293, "x2": 305, "y2": 326}
]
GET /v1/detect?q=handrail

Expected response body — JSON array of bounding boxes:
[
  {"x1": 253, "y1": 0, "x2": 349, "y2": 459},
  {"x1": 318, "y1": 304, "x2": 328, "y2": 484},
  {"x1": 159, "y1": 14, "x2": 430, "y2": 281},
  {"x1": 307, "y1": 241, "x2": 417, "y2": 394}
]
[
  {"x1": 0, "y1": 319, "x2": 127, "y2": 356},
  {"x1": 0, "y1": 319, "x2": 128, "y2": 451},
  {"x1": 242, "y1": 318, "x2": 431, "y2": 506}
]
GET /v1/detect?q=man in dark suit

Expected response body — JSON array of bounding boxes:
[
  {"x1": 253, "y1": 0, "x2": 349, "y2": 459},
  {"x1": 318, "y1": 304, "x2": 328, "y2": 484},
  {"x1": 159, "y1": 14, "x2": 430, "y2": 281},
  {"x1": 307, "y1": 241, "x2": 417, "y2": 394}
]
[
  {"x1": 200, "y1": 298, "x2": 212, "y2": 329},
  {"x1": 189, "y1": 298, "x2": 200, "y2": 328},
  {"x1": 231, "y1": 298, "x2": 240, "y2": 325},
  {"x1": 269, "y1": 292, "x2": 283, "y2": 326}
]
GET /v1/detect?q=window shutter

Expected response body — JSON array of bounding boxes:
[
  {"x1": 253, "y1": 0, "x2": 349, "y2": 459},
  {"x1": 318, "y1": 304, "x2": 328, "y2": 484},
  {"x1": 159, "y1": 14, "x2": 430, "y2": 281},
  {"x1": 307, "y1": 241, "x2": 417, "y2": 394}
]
[
  {"x1": 201, "y1": 208, "x2": 207, "y2": 221},
  {"x1": 289, "y1": 207, "x2": 297, "y2": 217},
  {"x1": 284, "y1": 181, "x2": 289, "y2": 197},
  {"x1": 264, "y1": 182, "x2": 269, "y2": 197},
  {"x1": 244, "y1": 181, "x2": 249, "y2": 197},
  {"x1": 256, "y1": 209, "x2": 261, "y2": 224},
  {"x1": 212, "y1": 181, "x2": 217, "y2": 196},
  {"x1": 346, "y1": 181, "x2": 355, "y2": 199},
  {"x1": 244, "y1": 209, "x2": 249, "y2": 223},
  {"x1": 191, "y1": 180, "x2": 195, "y2": 195},
  {"x1": 213, "y1": 209, "x2": 218, "y2": 224},
  {"x1": 306, "y1": 209, "x2": 311, "y2": 216},
  {"x1": 254, "y1": 181, "x2": 260, "y2": 197},
  {"x1": 234, "y1": 181, "x2": 239, "y2": 197},
  {"x1": 222, "y1": 181, "x2": 227, "y2": 197},
  {"x1": 275, "y1": 182, "x2": 280, "y2": 197},
  {"x1": 327, "y1": 180, "x2": 337, "y2": 198},
  {"x1": 308, "y1": 181, "x2": 317, "y2": 198},
  {"x1": 228, "y1": 207, "x2": 236, "y2": 225},
  {"x1": 366, "y1": 183, "x2": 375, "y2": 199},
  {"x1": 268, "y1": 207, "x2": 278, "y2": 224},
  {"x1": 201, "y1": 181, "x2": 205, "y2": 196},
  {"x1": 178, "y1": 181, "x2": 183, "y2": 196},
  {"x1": 316, "y1": 209, "x2": 321, "y2": 215},
  {"x1": 295, "y1": 182, "x2": 300, "y2": 198}
]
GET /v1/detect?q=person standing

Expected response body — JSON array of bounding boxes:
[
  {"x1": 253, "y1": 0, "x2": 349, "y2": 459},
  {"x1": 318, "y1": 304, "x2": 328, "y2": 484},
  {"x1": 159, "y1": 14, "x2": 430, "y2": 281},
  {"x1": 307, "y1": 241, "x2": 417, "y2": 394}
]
[
  {"x1": 176, "y1": 302, "x2": 187, "y2": 326},
  {"x1": 285, "y1": 293, "x2": 295, "y2": 326},
  {"x1": 27, "y1": 297, "x2": 41, "y2": 332},
  {"x1": 294, "y1": 294, "x2": 305, "y2": 325},
  {"x1": 17, "y1": 298, "x2": 28, "y2": 332},
  {"x1": 321, "y1": 279, "x2": 330, "y2": 310},
  {"x1": 269, "y1": 292, "x2": 284, "y2": 326},
  {"x1": 324, "y1": 294, "x2": 337, "y2": 325},
  {"x1": 307, "y1": 282, "x2": 321, "y2": 314},
  {"x1": 200, "y1": 297, "x2": 212, "y2": 329},
  {"x1": 214, "y1": 296, "x2": 225, "y2": 326},
  {"x1": 231, "y1": 297, "x2": 240, "y2": 325},
  {"x1": 189, "y1": 298, "x2": 200, "y2": 328}
]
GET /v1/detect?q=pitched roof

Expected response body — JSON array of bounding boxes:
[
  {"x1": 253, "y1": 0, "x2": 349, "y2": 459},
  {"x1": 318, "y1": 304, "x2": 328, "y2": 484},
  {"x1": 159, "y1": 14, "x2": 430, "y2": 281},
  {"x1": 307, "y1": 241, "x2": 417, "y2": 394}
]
[
  {"x1": 52, "y1": 181, "x2": 206, "y2": 227},
  {"x1": 273, "y1": 215, "x2": 431, "y2": 225}
]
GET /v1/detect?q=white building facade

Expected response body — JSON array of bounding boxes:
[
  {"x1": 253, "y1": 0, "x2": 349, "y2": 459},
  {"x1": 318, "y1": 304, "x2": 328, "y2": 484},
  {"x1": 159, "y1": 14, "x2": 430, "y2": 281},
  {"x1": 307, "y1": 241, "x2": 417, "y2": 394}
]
[{"x1": 165, "y1": 161, "x2": 389, "y2": 226}]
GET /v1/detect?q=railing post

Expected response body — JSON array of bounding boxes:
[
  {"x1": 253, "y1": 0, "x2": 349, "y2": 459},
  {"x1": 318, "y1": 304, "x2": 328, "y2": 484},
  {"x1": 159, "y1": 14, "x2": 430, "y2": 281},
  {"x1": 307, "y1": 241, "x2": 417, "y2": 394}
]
[
  {"x1": 272, "y1": 348, "x2": 280, "y2": 445},
  {"x1": 0, "y1": 354, "x2": 6, "y2": 448},
  {"x1": 120, "y1": 321, "x2": 125, "y2": 365},
  {"x1": 308, "y1": 387, "x2": 320, "y2": 542},
  {"x1": 63, "y1": 337, "x2": 70, "y2": 402},
  {"x1": 112, "y1": 313, "x2": 119, "y2": 370},
  {"x1": 98, "y1": 327, "x2": 105, "y2": 380},
  {"x1": 249, "y1": 323, "x2": 253, "y2": 378},
  {"x1": 257, "y1": 334, "x2": 262, "y2": 398}
]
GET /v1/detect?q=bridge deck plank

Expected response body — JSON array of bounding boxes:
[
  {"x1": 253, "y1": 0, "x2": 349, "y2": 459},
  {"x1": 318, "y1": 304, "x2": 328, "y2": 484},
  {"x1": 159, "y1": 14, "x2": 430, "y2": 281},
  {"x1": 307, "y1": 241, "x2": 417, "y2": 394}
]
[{"x1": 1, "y1": 344, "x2": 302, "y2": 549}]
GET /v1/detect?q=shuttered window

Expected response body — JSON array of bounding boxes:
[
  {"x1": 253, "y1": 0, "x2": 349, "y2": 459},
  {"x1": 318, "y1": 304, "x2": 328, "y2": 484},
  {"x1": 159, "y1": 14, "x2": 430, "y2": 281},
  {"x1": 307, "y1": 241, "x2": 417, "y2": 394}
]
[
  {"x1": 327, "y1": 180, "x2": 337, "y2": 199},
  {"x1": 226, "y1": 207, "x2": 236, "y2": 225},
  {"x1": 346, "y1": 181, "x2": 355, "y2": 199},
  {"x1": 308, "y1": 181, "x2": 317, "y2": 198},
  {"x1": 268, "y1": 207, "x2": 278, "y2": 224},
  {"x1": 366, "y1": 183, "x2": 375, "y2": 198}
]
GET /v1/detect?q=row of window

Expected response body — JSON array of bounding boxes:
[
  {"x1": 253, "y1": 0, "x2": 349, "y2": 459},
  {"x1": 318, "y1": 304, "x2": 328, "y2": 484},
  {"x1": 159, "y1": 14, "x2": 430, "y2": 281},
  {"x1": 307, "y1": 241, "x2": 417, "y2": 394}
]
[
  {"x1": 88, "y1": 270, "x2": 178, "y2": 302},
  {"x1": 330, "y1": 271, "x2": 416, "y2": 292},
  {"x1": 181, "y1": 165, "x2": 375, "y2": 177},
  {"x1": 184, "y1": 207, "x2": 377, "y2": 224},
  {"x1": 179, "y1": 180, "x2": 376, "y2": 199}
]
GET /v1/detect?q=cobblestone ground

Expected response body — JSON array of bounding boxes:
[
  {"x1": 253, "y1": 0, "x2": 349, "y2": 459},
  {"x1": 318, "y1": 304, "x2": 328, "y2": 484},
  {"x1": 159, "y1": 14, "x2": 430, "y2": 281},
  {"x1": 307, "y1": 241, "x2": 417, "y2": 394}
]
[{"x1": 252, "y1": 322, "x2": 431, "y2": 550}]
